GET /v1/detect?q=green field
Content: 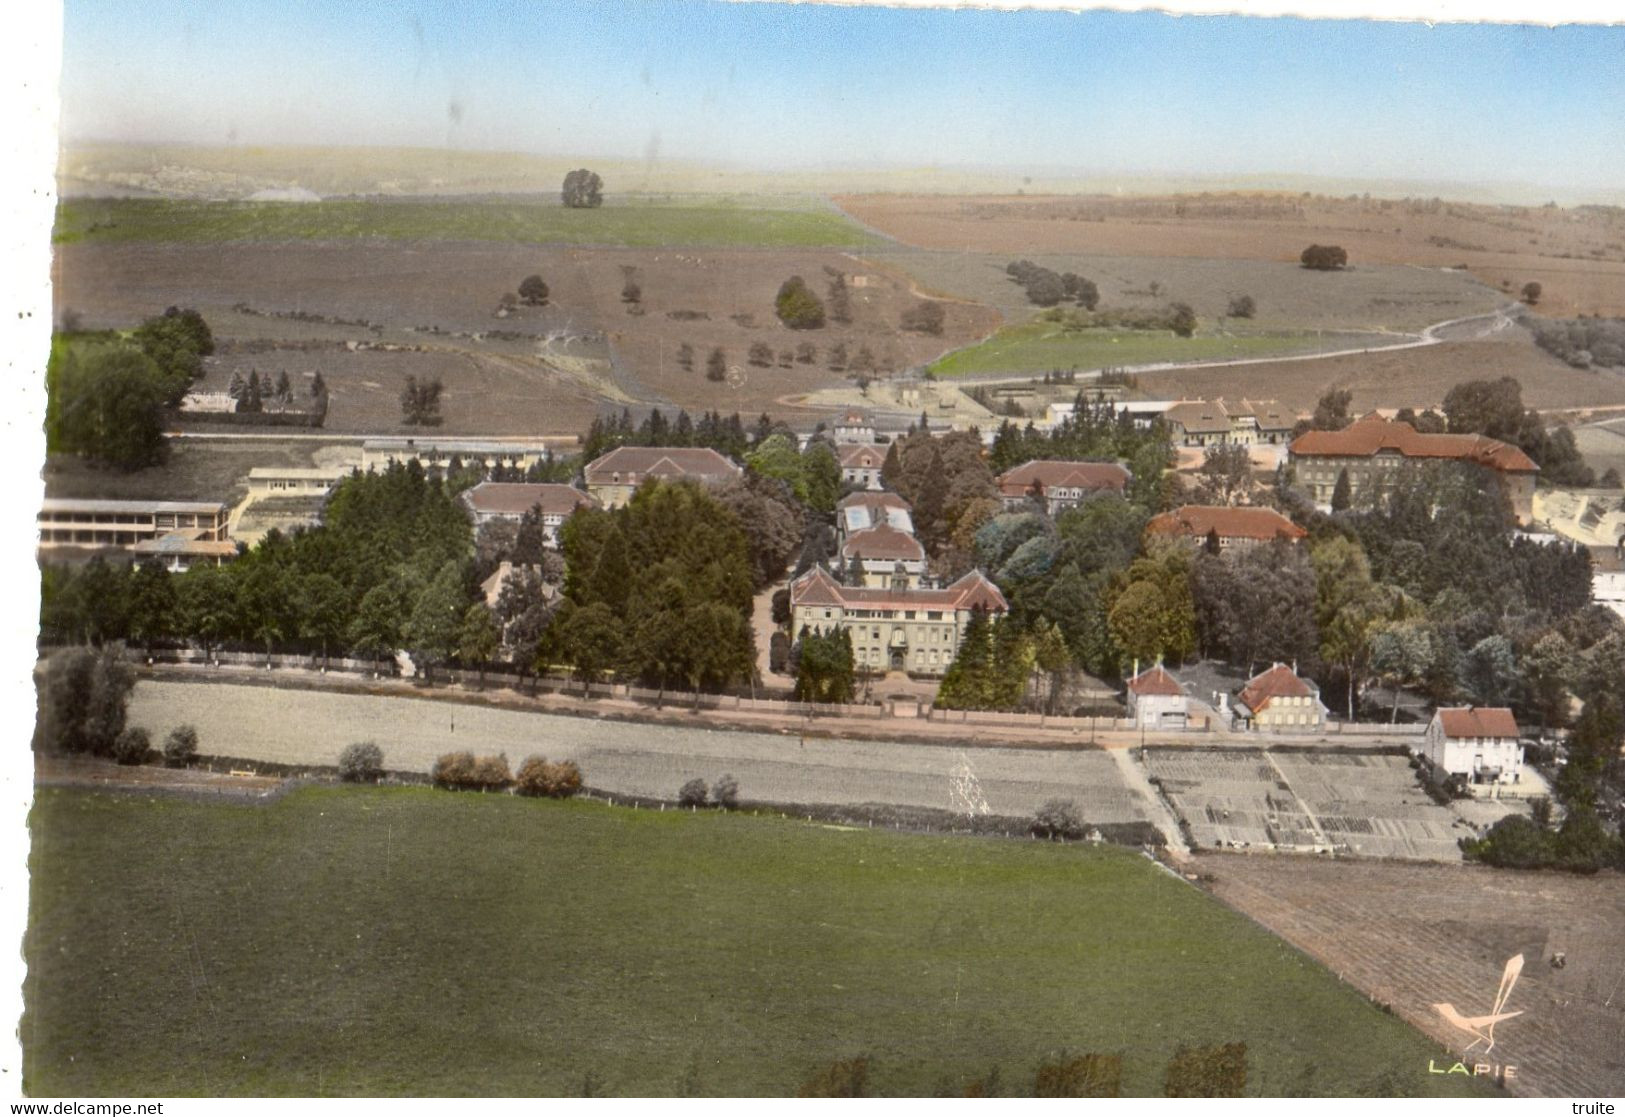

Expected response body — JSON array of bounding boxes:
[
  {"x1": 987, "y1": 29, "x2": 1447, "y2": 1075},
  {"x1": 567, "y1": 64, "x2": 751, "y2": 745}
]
[
  {"x1": 53, "y1": 196, "x2": 884, "y2": 249},
  {"x1": 928, "y1": 320, "x2": 1400, "y2": 378},
  {"x1": 24, "y1": 787, "x2": 1487, "y2": 1097}
]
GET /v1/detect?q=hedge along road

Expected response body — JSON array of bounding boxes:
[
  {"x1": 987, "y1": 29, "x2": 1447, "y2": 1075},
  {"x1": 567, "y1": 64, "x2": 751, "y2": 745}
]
[{"x1": 127, "y1": 679, "x2": 1157, "y2": 828}]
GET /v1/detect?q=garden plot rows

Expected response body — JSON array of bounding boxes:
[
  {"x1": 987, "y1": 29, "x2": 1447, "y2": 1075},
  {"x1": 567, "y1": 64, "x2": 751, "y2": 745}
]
[
  {"x1": 1205, "y1": 856, "x2": 1625, "y2": 1098},
  {"x1": 128, "y1": 680, "x2": 1152, "y2": 823},
  {"x1": 1144, "y1": 748, "x2": 1467, "y2": 861}
]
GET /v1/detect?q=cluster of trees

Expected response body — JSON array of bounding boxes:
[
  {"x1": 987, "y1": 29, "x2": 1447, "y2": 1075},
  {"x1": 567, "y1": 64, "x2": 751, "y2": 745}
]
[
  {"x1": 1033, "y1": 303, "x2": 1196, "y2": 338},
  {"x1": 554, "y1": 481, "x2": 757, "y2": 701},
  {"x1": 1528, "y1": 315, "x2": 1625, "y2": 370},
  {"x1": 34, "y1": 644, "x2": 136, "y2": 756},
  {"x1": 744, "y1": 434, "x2": 841, "y2": 518},
  {"x1": 775, "y1": 276, "x2": 826, "y2": 329},
  {"x1": 792, "y1": 627, "x2": 856, "y2": 703},
  {"x1": 41, "y1": 461, "x2": 488, "y2": 676},
  {"x1": 988, "y1": 397, "x2": 1176, "y2": 508},
  {"x1": 518, "y1": 274, "x2": 550, "y2": 306},
  {"x1": 580, "y1": 406, "x2": 767, "y2": 462},
  {"x1": 879, "y1": 425, "x2": 1001, "y2": 570},
  {"x1": 46, "y1": 307, "x2": 215, "y2": 469},
  {"x1": 678, "y1": 774, "x2": 739, "y2": 808},
  {"x1": 937, "y1": 610, "x2": 1069, "y2": 712},
  {"x1": 561, "y1": 169, "x2": 603, "y2": 209},
  {"x1": 1442, "y1": 376, "x2": 1597, "y2": 486},
  {"x1": 1300, "y1": 244, "x2": 1349, "y2": 270},
  {"x1": 748, "y1": 341, "x2": 821, "y2": 369},
  {"x1": 1005, "y1": 261, "x2": 1099, "y2": 310}
]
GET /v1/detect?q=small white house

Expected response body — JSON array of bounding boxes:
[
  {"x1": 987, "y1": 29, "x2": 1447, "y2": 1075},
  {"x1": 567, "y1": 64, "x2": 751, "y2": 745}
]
[
  {"x1": 1127, "y1": 665, "x2": 1187, "y2": 730},
  {"x1": 1423, "y1": 707, "x2": 1523, "y2": 785}
]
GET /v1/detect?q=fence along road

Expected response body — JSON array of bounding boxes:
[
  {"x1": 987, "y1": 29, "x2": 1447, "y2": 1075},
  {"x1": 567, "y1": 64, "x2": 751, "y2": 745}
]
[{"x1": 127, "y1": 679, "x2": 1162, "y2": 831}]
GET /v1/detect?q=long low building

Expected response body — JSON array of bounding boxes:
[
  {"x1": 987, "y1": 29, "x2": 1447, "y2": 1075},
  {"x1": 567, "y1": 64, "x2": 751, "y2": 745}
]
[
  {"x1": 360, "y1": 438, "x2": 562, "y2": 472},
  {"x1": 789, "y1": 565, "x2": 1008, "y2": 676},
  {"x1": 1145, "y1": 505, "x2": 1307, "y2": 550},
  {"x1": 38, "y1": 498, "x2": 235, "y2": 572},
  {"x1": 246, "y1": 466, "x2": 350, "y2": 500},
  {"x1": 996, "y1": 459, "x2": 1131, "y2": 514}
]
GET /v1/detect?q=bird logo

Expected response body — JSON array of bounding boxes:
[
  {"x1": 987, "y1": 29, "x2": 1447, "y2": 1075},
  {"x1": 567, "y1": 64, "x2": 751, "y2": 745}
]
[{"x1": 1433, "y1": 954, "x2": 1525, "y2": 1054}]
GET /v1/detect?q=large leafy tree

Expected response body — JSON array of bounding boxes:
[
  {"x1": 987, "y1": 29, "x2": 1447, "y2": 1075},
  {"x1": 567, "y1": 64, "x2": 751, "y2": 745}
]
[
  {"x1": 561, "y1": 169, "x2": 604, "y2": 208},
  {"x1": 46, "y1": 343, "x2": 169, "y2": 469}
]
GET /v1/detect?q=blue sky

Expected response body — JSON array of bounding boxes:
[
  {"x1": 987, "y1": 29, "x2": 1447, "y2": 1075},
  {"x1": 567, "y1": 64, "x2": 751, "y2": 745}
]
[{"x1": 59, "y1": 0, "x2": 1625, "y2": 193}]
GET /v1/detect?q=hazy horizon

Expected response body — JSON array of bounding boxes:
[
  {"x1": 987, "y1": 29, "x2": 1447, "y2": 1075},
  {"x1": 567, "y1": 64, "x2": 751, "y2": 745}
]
[{"x1": 60, "y1": 1, "x2": 1625, "y2": 204}]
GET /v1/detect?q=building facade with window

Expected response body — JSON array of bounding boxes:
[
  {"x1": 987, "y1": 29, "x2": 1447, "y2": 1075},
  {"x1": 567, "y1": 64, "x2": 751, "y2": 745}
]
[
  {"x1": 583, "y1": 446, "x2": 743, "y2": 509},
  {"x1": 789, "y1": 565, "x2": 1008, "y2": 676},
  {"x1": 1422, "y1": 706, "x2": 1523, "y2": 785}
]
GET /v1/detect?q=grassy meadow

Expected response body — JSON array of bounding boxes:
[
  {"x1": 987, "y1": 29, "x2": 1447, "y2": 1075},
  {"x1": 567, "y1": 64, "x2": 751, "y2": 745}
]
[
  {"x1": 54, "y1": 196, "x2": 884, "y2": 250},
  {"x1": 927, "y1": 320, "x2": 1399, "y2": 378},
  {"x1": 25, "y1": 786, "x2": 1490, "y2": 1097}
]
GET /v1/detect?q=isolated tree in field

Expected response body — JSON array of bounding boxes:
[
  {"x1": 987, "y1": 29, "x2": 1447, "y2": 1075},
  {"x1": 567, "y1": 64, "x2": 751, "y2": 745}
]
[
  {"x1": 1300, "y1": 244, "x2": 1348, "y2": 271},
  {"x1": 310, "y1": 370, "x2": 327, "y2": 398},
  {"x1": 338, "y1": 741, "x2": 385, "y2": 783},
  {"x1": 675, "y1": 342, "x2": 695, "y2": 372},
  {"x1": 900, "y1": 300, "x2": 946, "y2": 336},
  {"x1": 1227, "y1": 294, "x2": 1257, "y2": 318},
  {"x1": 748, "y1": 341, "x2": 774, "y2": 367},
  {"x1": 825, "y1": 270, "x2": 853, "y2": 324},
  {"x1": 274, "y1": 369, "x2": 292, "y2": 402},
  {"x1": 795, "y1": 342, "x2": 816, "y2": 364},
  {"x1": 561, "y1": 168, "x2": 604, "y2": 208},
  {"x1": 620, "y1": 271, "x2": 641, "y2": 305},
  {"x1": 775, "y1": 276, "x2": 826, "y2": 329},
  {"x1": 1168, "y1": 302, "x2": 1197, "y2": 338},
  {"x1": 1521, "y1": 281, "x2": 1543, "y2": 306},
  {"x1": 112, "y1": 727, "x2": 150, "y2": 767},
  {"x1": 706, "y1": 347, "x2": 728, "y2": 382},
  {"x1": 400, "y1": 375, "x2": 444, "y2": 426},
  {"x1": 518, "y1": 274, "x2": 550, "y2": 306},
  {"x1": 712, "y1": 773, "x2": 739, "y2": 809},
  {"x1": 163, "y1": 725, "x2": 199, "y2": 768},
  {"x1": 678, "y1": 777, "x2": 709, "y2": 807}
]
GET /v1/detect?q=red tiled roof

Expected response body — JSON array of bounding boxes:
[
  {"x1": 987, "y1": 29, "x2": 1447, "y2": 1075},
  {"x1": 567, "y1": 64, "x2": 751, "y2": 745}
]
[
  {"x1": 1289, "y1": 417, "x2": 1538, "y2": 474},
  {"x1": 1146, "y1": 505, "x2": 1307, "y2": 544},
  {"x1": 584, "y1": 446, "x2": 742, "y2": 484},
  {"x1": 1127, "y1": 665, "x2": 1183, "y2": 696},
  {"x1": 1237, "y1": 663, "x2": 1317, "y2": 713},
  {"x1": 1435, "y1": 707, "x2": 1519, "y2": 739},
  {"x1": 464, "y1": 482, "x2": 596, "y2": 518},
  {"x1": 838, "y1": 444, "x2": 887, "y2": 469},
  {"x1": 790, "y1": 566, "x2": 1008, "y2": 613},
  {"x1": 840, "y1": 525, "x2": 925, "y2": 563},
  {"x1": 997, "y1": 459, "x2": 1130, "y2": 498}
]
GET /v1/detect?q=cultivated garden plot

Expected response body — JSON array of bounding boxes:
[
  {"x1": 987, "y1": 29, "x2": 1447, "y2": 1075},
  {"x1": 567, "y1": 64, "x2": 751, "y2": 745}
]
[
  {"x1": 1143, "y1": 748, "x2": 1470, "y2": 861},
  {"x1": 127, "y1": 680, "x2": 1155, "y2": 824}
]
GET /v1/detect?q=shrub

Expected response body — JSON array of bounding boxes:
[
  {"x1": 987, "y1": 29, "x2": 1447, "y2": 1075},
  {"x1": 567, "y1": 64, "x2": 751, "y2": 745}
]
[
  {"x1": 339, "y1": 741, "x2": 385, "y2": 783},
  {"x1": 1300, "y1": 244, "x2": 1348, "y2": 270},
  {"x1": 433, "y1": 751, "x2": 512, "y2": 791},
  {"x1": 1033, "y1": 1053, "x2": 1122, "y2": 1098},
  {"x1": 112, "y1": 727, "x2": 151, "y2": 767},
  {"x1": 797, "y1": 1057, "x2": 868, "y2": 1098},
  {"x1": 1031, "y1": 798, "x2": 1086, "y2": 840},
  {"x1": 900, "y1": 300, "x2": 946, "y2": 336},
  {"x1": 1227, "y1": 294, "x2": 1256, "y2": 318},
  {"x1": 713, "y1": 774, "x2": 739, "y2": 809},
  {"x1": 1164, "y1": 1042, "x2": 1247, "y2": 1097},
  {"x1": 516, "y1": 756, "x2": 584, "y2": 799},
  {"x1": 163, "y1": 725, "x2": 199, "y2": 768},
  {"x1": 678, "y1": 777, "x2": 709, "y2": 807},
  {"x1": 1169, "y1": 302, "x2": 1197, "y2": 337}
]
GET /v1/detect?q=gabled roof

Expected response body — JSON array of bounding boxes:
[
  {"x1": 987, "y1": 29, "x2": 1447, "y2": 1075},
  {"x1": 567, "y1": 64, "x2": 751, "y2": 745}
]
[
  {"x1": 131, "y1": 532, "x2": 238, "y2": 557},
  {"x1": 584, "y1": 446, "x2": 742, "y2": 485},
  {"x1": 1164, "y1": 400, "x2": 1234, "y2": 435},
  {"x1": 790, "y1": 565, "x2": 1008, "y2": 613},
  {"x1": 1242, "y1": 399, "x2": 1298, "y2": 430},
  {"x1": 1127, "y1": 665, "x2": 1183, "y2": 697},
  {"x1": 838, "y1": 409, "x2": 871, "y2": 425},
  {"x1": 1289, "y1": 417, "x2": 1538, "y2": 474},
  {"x1": 1237, "y1": 663, "x2": 1318, "y2": 714},
  {"x1": 838, "y1": 490, "x2": 910, "y2": 512},
  {"x1": 997, "y1": 459, "x2": 1130, "y2": 497},
  {"x1": 1434, "y1": 707, "x2": 1520, "y2": 739},
  {"x1": 840, "y1": 525, "x2": 925, "y2": 563},
  {"x1": 838, "y1": 443, "x2": 887, "y2": 469},
  {"x1": 1146, "y1": 505, "x2": 1307, "y2": 544},
  {"x1": 464, "y1": 482, "x2": 596, "y2": 518}
]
